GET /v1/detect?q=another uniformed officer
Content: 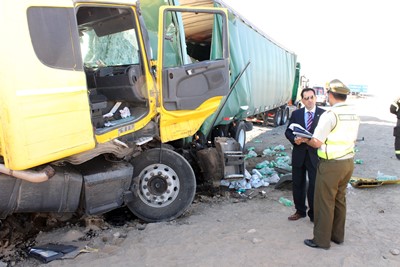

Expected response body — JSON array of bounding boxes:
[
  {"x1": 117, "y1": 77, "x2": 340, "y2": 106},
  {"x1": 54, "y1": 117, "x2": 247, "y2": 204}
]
[
  {"x1": 390, "y1": 96, "x2": 400, "y2": 160},
  {"x1": 303, "y1": 79, "x2": 360, "y2": 249}
]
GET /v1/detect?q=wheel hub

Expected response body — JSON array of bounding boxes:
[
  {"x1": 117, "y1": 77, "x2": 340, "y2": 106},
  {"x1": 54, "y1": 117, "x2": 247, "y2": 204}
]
[{"x1": 138, "y1": 163, "x2": 179, "y2": 207}]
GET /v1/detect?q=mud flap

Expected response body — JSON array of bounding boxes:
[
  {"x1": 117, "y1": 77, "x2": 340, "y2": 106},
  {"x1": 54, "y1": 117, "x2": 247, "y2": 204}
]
[
  {"x1": 197, "y1": 137, "x2": 244, "y2": 186},
  {"x1": 196, "y1": 147, "x2": 224, "y2": 185}
]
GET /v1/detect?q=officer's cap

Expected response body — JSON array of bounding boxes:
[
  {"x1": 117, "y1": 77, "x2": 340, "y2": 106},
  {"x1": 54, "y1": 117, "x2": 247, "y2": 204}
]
[{"x1": 328, "y1": 79, "x2": 350, "y2": 95}]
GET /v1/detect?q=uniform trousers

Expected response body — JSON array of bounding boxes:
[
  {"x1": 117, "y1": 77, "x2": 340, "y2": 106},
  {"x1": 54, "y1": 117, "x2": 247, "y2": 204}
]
[
  {"x1": 313, "y1": 158, "x2": 354, "y2": 248},
  {"x1": 394, "y1": 123, "x2": 400, "y2": 159}
]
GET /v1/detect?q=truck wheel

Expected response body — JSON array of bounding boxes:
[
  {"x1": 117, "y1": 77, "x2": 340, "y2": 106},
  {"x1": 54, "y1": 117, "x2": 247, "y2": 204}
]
[
  {"x1": 128, "y1": 148, "x2": 196, "y2": 222},
  {"x1": 267, "y1": 109, "x2": 282, "y2": 127},
  {"x1": 230, "y1": 121, "x2": 246, "y2": 150},
  {"x1": 280, "y1": 107, "x2": 289, "y2": 125}
]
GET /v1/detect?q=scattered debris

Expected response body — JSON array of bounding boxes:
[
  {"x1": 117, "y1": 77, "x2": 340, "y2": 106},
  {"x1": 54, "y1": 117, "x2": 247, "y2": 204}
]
[
  {"x1": 225, "y1": 144, "x2": 293, "y2": 192},
  {"x1": 278, "y1": 197, "x2": 293, "y2": 207},
  {"x1": 350, "y1": 172, "x2": 400, "y2": 188},
  {"x1": 28, "y1": 244, "x2": 78, "y2": 263},
  {"x1": 245, "y1": 150, "x2": 258, "y2": 159},
  {"x1": 390, "y1": 248, "x2": 400, "y2": 256},
  {"x1": 274, "y1": 174, "x2": 293, "y2": 190},
  {"x1": 251, "y1": 238, "x2": 263, "y2": 244}
]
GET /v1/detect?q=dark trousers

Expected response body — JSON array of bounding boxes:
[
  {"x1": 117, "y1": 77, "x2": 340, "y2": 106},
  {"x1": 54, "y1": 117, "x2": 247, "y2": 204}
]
[
  {"x1": 394, "y1": 124, "x2": 400, "y2": 159},
  {"x1": 291, "y1": 151, "x2": 316, "y2": 220},
  {"x1": 313, "y1": 158, "x2": 354, "y2": 248}
]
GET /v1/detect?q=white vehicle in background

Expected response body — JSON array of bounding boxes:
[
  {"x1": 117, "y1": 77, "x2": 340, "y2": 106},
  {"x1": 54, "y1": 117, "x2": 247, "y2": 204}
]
[{"x1": 313, "y1": 86, "x2": 327, "y2": 106}]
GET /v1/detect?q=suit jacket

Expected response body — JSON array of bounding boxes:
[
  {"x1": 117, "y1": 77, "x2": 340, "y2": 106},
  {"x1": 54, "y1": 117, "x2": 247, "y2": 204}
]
[{"x1": 285, "y1": 106, "x2": 325, "y2": 168}]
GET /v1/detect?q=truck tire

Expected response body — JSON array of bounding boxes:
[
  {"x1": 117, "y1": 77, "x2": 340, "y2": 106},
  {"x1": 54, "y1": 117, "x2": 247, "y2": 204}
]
[
  {"x1": 128, "y1": 148, "x2": 196, "y2": 222},
  {"x1": 267, "y1": 109, "x2": 282, "y2": 127},
  {"x1": 280, "y1": 106, "x2": 289, "y2": 125},
  {"x1": 230, "y1": 121, "x2": 246, "y2": 150}
]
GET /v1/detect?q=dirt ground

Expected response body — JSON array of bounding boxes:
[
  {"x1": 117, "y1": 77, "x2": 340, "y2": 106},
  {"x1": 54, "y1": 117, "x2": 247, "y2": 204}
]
[{"x1": 3, "y1": 94, "x2": 400, "y2": 267}]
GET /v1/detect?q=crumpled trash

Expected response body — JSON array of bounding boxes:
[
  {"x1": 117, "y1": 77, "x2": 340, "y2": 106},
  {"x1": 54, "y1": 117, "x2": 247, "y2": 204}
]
[
  {"x1": 257, "y1": 166, "x2": 275, "y2": 176},
  {"x1": 250, "y1": 177, "x2": 269, "y2": 188},
  {"x1": 222, "y1": 170, "x2": 271, "y2": 190},
  {"x1": 273, "y1": 145, "x2": 285, "y2": 151},
  {"x1": 275, "y1": 161, "x2": 292, "y2": 172},
  {"x1": 255, "y1": 160, "x2": 270, "y2": 169},
  {"x1": 244, "y1": 169, "x2": 252, "y2": 179},
  {"x1": 265, "y1": 173, "x2": 280, "y2": 184},
  {"x1": 269, "y1": 160, "x2": 278, "y2": 168},
  {"x1": 251, "y1": 169, "x2": 263, "y2": 179},
  {"x1": 220, "y1": 179, "x2": 231, "y2": 187},
  {"x1": 262, "y1": 148, "x2": 275, "y2": 156},
  {"x1": 276, "y1": 155, "x2": 291, "y2": 165},
  {"x1": 245, "y1": 150, "x2": 258, "y2": 159},
  {"x1": 119, "y1": 107, "x2": 131, "y2": 118}
]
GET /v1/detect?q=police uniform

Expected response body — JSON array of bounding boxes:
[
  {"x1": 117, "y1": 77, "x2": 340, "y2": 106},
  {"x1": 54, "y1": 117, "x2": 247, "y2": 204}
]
[
  {"x1": 306, "y1": 79, "x2": 360, "y2": 249},
  {"x1": 390, "y1": 97, "x2": 400, "y2": 160}
]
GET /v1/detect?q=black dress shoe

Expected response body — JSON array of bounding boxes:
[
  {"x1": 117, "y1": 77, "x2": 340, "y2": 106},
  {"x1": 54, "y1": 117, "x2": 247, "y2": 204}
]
[
  {"x1": 304, "y1": 239, "x2": 329, "y2": 250},
  {"x1": 331, "y1": 240, "x2": 343, "y2": 245}
]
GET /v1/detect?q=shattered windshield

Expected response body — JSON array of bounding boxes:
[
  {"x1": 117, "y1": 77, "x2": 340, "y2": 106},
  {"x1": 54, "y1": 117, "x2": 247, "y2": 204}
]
[{"x1": 80, "y1": 28, "x2": 140, "y2": 68}]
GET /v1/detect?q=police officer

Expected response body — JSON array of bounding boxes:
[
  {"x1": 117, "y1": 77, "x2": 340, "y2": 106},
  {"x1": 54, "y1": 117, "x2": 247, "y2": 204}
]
[
  {"x1": 302, "y1": 79, "x2": 360, "y2": 249},
  {"x1": 390, "y1": 96, "x2": 400, "y2": 160}
]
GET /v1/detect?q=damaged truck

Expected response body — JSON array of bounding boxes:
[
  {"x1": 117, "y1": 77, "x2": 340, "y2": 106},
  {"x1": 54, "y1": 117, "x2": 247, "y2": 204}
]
[{"x1": 0, "y1": 0, "x2": 298, "y2": 223}]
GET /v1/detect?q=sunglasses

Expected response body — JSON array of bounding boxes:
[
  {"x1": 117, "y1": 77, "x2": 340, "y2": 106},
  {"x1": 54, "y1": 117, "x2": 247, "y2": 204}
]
[{"x1": 303, "y1": 95, "x2": 314, "y2": 100}]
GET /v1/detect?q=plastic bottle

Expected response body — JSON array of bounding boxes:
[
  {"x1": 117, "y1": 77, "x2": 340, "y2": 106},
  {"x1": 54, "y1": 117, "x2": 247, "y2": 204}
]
[
  {"x1": 279, "y1": 197, "x2": 293, "y2": 207},
  {"x1": 354, "y1": 159, "x2": 363, "y2": 164},
  {"x1": 376, "y1": 171, "x2": 398, "y2": 181}
]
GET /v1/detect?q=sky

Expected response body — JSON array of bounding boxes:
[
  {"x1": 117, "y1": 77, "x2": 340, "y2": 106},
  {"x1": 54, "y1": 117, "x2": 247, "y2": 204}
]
[{"x1": 225, "y1": 0, "x2": 400, "y2": 96}]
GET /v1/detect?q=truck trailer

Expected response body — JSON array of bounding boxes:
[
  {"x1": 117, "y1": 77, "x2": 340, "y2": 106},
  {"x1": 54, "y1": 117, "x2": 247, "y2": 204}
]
[{"x1": 0, "y1": 0, "x2": 298, "y2": 224}]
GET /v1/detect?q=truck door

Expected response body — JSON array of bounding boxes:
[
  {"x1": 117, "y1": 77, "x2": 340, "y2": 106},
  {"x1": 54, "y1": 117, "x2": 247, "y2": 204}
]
[{"x1": 156, "y1": 7, "x2": 229, "y2": 142}]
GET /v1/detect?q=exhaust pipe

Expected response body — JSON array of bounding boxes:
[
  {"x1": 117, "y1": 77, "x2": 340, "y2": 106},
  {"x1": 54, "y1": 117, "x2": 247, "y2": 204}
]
[{"x1": 0, "y1": 164, "x2": 55, "y2": 183}]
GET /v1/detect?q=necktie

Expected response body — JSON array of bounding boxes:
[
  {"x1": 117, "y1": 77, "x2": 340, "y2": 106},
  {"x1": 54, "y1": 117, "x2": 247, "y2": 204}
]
[{"x1": 306, "y1": 111, "x2": 313, "y2": 131}]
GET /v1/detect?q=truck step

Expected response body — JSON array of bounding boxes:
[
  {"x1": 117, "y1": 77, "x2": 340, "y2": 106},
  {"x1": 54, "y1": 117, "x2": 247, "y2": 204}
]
[
  {"x1": 224, "y1": 174, "x2": 244, "y2": 180},
  {"x1": 223, "y1": 151, "x2": 244, "y2": 166},
  {"x1": 134, "y1": 136, "x2": 153, "y2": 145}
]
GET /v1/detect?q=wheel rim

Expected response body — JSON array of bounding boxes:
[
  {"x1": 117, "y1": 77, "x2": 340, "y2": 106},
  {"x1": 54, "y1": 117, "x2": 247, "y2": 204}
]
[
  {"x1": 275, "y1": 110, "x2": 282, "y2": 124},
  {"x1": 237, "y1": 128, "x2": 245, "y2": 149},
  {"x1": 138, "y1": 163, "x2": 179, "y2": 208},
  {"x1": 282, "y1": 108, "x2": 288, "y2": 124}
]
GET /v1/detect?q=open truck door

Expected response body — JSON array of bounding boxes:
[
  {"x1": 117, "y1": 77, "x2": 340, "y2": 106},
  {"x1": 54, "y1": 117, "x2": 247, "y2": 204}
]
[{"x1": 156, "y1": 6, "x2": 229, "y2": 142}]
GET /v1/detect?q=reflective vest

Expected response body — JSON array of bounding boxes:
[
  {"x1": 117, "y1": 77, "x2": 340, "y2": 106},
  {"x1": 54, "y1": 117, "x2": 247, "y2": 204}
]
[{"x1": 318, "y1": 104, "x2": 360, "y2": 160}]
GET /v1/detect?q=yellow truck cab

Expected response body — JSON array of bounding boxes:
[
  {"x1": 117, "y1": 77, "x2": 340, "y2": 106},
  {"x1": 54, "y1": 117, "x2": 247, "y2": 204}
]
[{"x1": 0, "y1": 0, "x2": 230, "y2": 222}]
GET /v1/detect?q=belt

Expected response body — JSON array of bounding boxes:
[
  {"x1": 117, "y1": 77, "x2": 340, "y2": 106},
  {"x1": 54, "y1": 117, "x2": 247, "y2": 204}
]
[{"x1": 319, "y1": 157, "x2": 353, "y2": 162}]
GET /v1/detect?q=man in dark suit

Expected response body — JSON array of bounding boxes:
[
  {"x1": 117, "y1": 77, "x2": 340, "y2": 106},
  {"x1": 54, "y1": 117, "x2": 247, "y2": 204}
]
[{"x1": 285, "y1": 88, "x2": 325, "y2": 222}]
